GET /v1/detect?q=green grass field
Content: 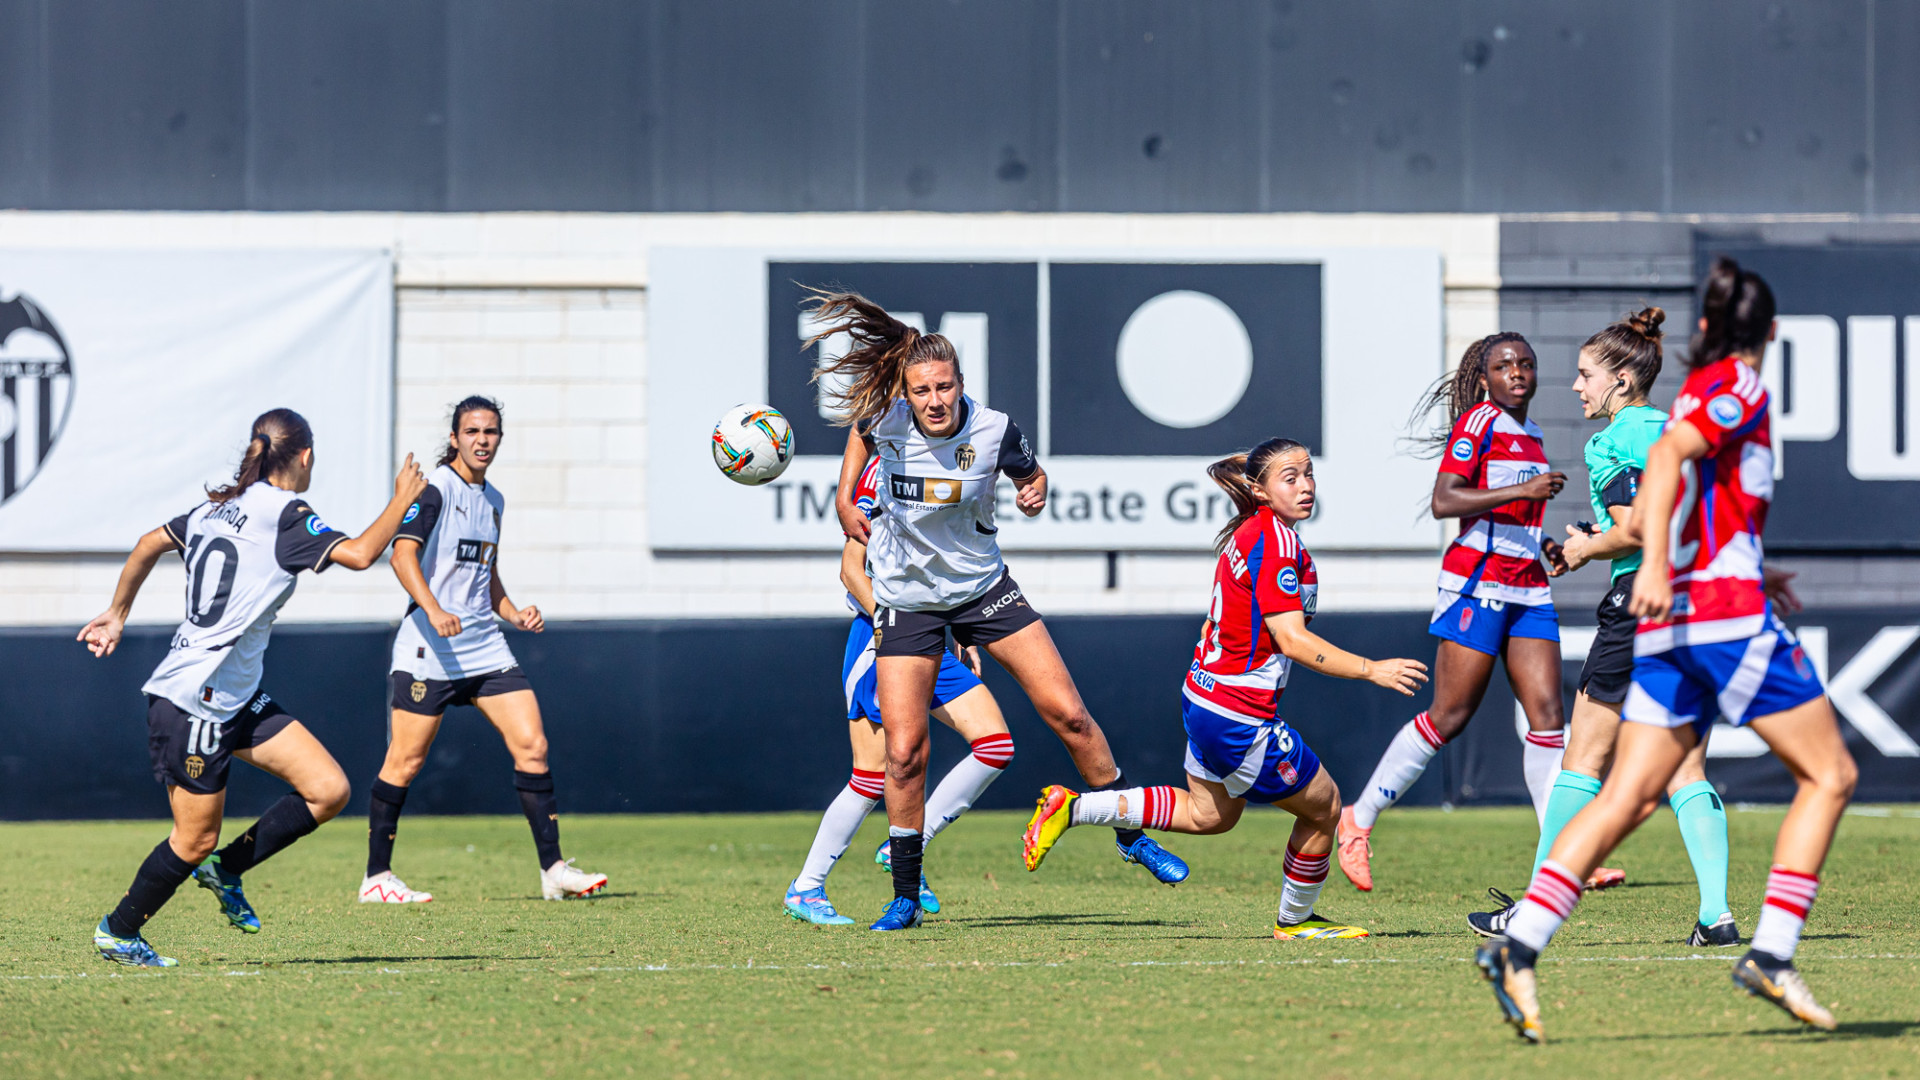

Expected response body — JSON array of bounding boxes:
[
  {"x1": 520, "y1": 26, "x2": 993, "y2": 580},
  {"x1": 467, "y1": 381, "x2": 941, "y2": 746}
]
[{"x1": 2, "y1": 805, "x2": 1916, "y2": 1079}]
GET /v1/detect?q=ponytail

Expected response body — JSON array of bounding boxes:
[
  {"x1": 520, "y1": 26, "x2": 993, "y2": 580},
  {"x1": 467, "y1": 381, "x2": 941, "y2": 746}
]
[
  {"x1": 1207, "y1": 437, "x2": 1307, "y2": 551},
  {"x1": 439, "y1": 394, "x2": 504, "y2": 467},
  {"x1": 1689, "y1": 255, "x2": 1775, "y2": 369},
  {"x1": 207, "y1": 408, "x2": 313, "y2": 503},
  {"x1": 1582, "y1": 306, "x2": 1665, "y2": 402},
  {"x1": 1410, "y1": 332, "x2": 1530, "y2": 455},
  {"x1": 803, "y1": 288, "x2": 960, "y2": 430}
]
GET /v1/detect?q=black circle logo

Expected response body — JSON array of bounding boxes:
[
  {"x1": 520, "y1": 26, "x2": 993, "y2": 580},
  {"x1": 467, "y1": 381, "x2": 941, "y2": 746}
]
[{"x1": 0, "y1": 292, "x2": 75, "y2": 506}]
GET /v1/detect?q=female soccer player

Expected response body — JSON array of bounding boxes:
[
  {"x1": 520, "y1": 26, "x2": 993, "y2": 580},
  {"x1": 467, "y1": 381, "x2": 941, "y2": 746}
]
[
  {"x1": 815, "y1": 290, "x2": 1187, "y2": 932},
  {"x1": 782, "y1": 455, "x2": 1016, "y2": 925},
  {"x1": 1470, "y1": 309, "x2": 1737, "y2": 946},
  {"x1": 1339, "y1": 332, "x2": 1569, "y2": 892},
  {"x1": 360, "y1": 396, "x2": 607, "y2": 904},
  {"x1": 1477, "y1": 257, "x2": 1856, "y2": 1040},
  {"x1": 79, "y1": 409, "x2": 425, "y2": 966},
  {"x1": 1023, "y1": 441, "x2": 1426, "y2": 936}
]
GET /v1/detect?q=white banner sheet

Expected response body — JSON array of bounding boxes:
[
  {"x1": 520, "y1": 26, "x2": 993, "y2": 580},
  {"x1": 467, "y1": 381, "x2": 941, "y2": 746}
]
[
  {"x1": 649, "y1": 245, "x2": 1445, "y2": 552},
  {"x1": 0, "y1": 249, "x2": 393, "y2": 551}
]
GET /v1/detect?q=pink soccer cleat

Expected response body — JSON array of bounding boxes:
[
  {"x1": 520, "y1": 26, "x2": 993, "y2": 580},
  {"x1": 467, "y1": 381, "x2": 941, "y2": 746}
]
[{"x1": 1337, "y1": 805, "x2": 1373, "y2": 892}]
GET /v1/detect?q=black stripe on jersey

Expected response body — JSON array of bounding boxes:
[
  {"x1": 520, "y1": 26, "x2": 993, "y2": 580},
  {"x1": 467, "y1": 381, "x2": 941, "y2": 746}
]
[
  {"x1": 998, "y1": 419, "x2": 1038, "y2": 481},
  {"x1": 162, "y1": 513, "x2": 191, "y2": 550},
  {"x1": 394, "y1": 485, "x2": 444, "y2": 548}
]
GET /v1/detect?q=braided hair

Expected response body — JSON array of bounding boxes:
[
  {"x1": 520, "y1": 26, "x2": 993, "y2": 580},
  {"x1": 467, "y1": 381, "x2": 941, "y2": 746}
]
[{"x1": 1410, "y1": 331, "x2": 1530, "y2": 456}]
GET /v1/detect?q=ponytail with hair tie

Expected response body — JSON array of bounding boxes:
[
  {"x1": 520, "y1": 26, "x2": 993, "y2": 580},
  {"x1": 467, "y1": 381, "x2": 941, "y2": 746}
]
[
  {"x1": 1206, "y1": 437, "x2": 1306, "y2": 551},
  {"x1": 803, "y1": 288, "x2": 960, "y2": 431},
  {"x1": 208, "y1": 408, "x2": 314, "y2": 503}
]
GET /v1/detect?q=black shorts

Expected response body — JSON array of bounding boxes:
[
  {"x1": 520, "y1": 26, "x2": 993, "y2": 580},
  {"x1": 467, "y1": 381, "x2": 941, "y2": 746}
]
[
  {"x1": 873, "y1": 570, "x2": 1043, "y2": 659},
  {"x1": 390, "y1": 666, "x2": 532, "y2": 715},
  {"x1": 147, "y1": 691, "x2": 296, "y2": 795},
  {"x1": 1578, "y1": 571, "x2": 1638, "y2": 705}
]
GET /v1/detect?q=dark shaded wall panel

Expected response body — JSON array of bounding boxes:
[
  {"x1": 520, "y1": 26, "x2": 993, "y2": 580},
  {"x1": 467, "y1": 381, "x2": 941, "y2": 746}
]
[
  {"x1": 45, "y1": 0, "x2": 247, "y2": 209},
  {"x1": 0, "y1": 0, "x2": 49, "y2": 208},
  {"x1": 1872, "y1": 0, "x2": 1920, "y2": 212},
  {"x1": 446, "y1": 0, "x2": 653, "y2": 211},
  {"x1": 247, "y1": 0, "x2": 449, "y2": 210}
]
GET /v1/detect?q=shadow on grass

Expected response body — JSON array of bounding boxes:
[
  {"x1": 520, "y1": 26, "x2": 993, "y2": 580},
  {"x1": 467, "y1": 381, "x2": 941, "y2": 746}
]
[
  {"x1": 259, "y1": 954, "x2": 532, "y2": 965},
  {"x1": 1585, "y1": 1018, "x2": 1917, "y2": 1042},
  {"x1": 948, "y1": 914, "x2": 1185, "y2": 929},
  {"x1": 479, "y1": 891, "x2": 641, "y2": 903},
  {"x1": 1616, "y1": 880, "x2": 1688, "y2": 889}
]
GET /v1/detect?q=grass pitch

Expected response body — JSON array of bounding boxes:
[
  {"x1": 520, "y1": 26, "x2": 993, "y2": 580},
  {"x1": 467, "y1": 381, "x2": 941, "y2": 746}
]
[{"x1": 1, "y1": 806, "x2": 1916, "y2": 1079}]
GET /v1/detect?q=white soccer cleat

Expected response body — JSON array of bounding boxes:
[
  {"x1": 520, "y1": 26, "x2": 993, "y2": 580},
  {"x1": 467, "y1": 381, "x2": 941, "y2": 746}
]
[
  {"x1": 541, "y1": 858, "x2": 608, "y2": 900},
  {"x1": 359, "y1": 871, "x2": 434, "y2": 904}
]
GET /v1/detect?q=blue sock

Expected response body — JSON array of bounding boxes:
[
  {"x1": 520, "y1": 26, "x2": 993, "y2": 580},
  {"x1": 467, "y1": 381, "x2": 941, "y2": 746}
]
[
  {"x1": 1532, "y1": 771, "x2": 1602, "y2": 878},
  {"x1": 1670, "y1": 780, "x2": 1732, "y2": 925}
]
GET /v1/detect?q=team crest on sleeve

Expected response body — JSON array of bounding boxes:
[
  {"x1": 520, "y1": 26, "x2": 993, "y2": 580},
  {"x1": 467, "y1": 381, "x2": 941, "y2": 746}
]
[
  {"x1": 1450, "y1": 437, "x2": 1474, "y2": 462},
  {"x1": 402, "y1": 503, "x2": 419, "y2": 524},
  {"x1": 1707, "y1": 394, "x2": 1744, "y2": 428},
  {"x1": 954, "y1": 443, "x2": 976, "y2": 470},
  {"x1": 305, "y1": 514, "x2": 331, "y2": 536},
  {"x1": 1276, "y1": 566, "x2": 1300, "y2": 595}
]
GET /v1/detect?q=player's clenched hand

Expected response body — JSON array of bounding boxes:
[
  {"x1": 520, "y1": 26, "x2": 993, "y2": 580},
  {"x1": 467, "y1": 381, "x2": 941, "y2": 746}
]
[
  {"x1": 1628, "y1": 568, "x2": 1673, "y2": 621},
  {"x1": 78, "y1": 612, "x2": 125, "y2": 658},
  {"x1": 837, "y1": 501, "x2": 871, "y2": 542},
  {"x1": 1541, "y1": 536, "x2": 1570, "y2": 577},
  {"x1": 393, "y1": 453, "x2": 427, "y2": 503},
  {"x1": 513, "y1": 605, "x2": 545, "y2": 633},
  {"x1": 1518, "y1": 471, "x2": 1566, "y2": 501},
  {"x1": 1366, "y1": 657, "x2": 1428, "y2": 696},
  {"x1": 1015, "y1": 473, "x2": 1048, "y2": 517},
  {"x1": 428, "y1": 608, "x2": 463, "y2": 637},
  {"x1": 1763, "y1": 566, "x2": 1802, "y2": 615},
  {"x1": 957, "y1": 644, "x2": 982, "y2": 677}
]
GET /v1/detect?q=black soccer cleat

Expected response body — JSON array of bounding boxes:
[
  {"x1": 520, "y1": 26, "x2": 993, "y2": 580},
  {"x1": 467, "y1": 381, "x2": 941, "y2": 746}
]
[
  {"x1": 1686, "y1": 912, "x2": 1740, "y2": 947},
  {"x1": 1467, "y1": 887, "x2": 1517, "y2": 939}
]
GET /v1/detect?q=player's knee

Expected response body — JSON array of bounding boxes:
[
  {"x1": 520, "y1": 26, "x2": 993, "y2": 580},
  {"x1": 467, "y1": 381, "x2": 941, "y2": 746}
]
[
  {"x1": 1426, "y1": 704, "x2": 1472, "y2": 741},
  {"x1": 1810, "y1": 753, "x2": 1858, "y2": 801},
  {"x1": 514, "y1": 735, "x2": 550, "y2": 772},
  {"x1": 1042, "y1": 703, "x2": 1096, "y2": 741},
  {"x1": 174, "y1": 828, "x2": 220, "y2": 862},
  {"x1": 306, "y1": 771, "x2": 351, "y2": 822}
]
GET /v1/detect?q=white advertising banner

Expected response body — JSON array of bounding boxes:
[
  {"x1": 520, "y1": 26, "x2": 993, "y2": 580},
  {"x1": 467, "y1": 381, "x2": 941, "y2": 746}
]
[
  {"x1": 649, "y1": 245, "x2": 1445, "y2": 551},
  {"x1": 0, "y1": 249, "x2": 392, "y2": 551}
]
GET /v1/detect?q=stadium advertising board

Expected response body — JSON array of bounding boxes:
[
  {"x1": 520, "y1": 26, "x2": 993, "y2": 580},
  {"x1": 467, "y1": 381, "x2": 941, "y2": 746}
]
[
  {"x1": 649, "y1": 246, "x2": 1445, "y2": 551},
  {"x1": 0, "y1": 250, "x2": 393, "y2": 552},
  {"x1": 1704, "y1": 242, "x2": 1920, "y2": 551}
]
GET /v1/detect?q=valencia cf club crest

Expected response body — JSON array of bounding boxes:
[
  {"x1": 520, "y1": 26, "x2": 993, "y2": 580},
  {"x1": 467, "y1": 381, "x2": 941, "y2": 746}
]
[
  {"x1": 954, "y1": 443, "x2": 976, "y2": 471},
  {"x1": 410, "y1": 681, "x2": 427, "y2": 704},
  {"x1": 184, "y1": 755, "x2": 205, "y2": 780},
  {"x1": 0, "y1": 291, "x2": 75, "y2": 507}
]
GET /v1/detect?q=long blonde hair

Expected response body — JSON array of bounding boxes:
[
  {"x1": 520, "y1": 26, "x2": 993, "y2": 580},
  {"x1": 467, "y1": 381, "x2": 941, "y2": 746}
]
[{"x1": 803, "y1": 289, "x2": 960, "y2": 429}]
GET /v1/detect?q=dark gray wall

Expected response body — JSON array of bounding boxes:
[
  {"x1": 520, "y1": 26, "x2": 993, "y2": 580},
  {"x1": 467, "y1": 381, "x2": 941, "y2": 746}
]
[{"x1": 1, "y1": 0, "x2": 1913, "y2": 213}]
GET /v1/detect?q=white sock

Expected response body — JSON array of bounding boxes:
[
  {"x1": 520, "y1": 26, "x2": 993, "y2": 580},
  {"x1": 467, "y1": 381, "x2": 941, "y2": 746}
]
[
  {"x1": 1277, "y1": 847, "x2": 1330, "y2": 925},
  {"x1": 792, "y1": 771, "x2": 883, "y2": 892},
  {"x1": 1352, "y1": 713, "x2": 1444, "y2": 829},
  {"x1": 1751, "y1": 865, "x2": 1820, "y2": 961},
  {"x1": 1071, "y1": 789, "x2": 1139, "y2": 828},
  {"x1": 923, "y1": 734, "x2": 1014, "y2": 842},
  {"x1": 1505, "y1": 859, "x2": 1584, "y2": 953},
  {"x1": 1521, "y1": 729, "x2": 1566, "y2": 829}
]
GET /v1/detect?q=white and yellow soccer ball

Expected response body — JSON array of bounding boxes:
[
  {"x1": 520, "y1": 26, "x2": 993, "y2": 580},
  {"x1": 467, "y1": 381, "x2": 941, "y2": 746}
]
[{"x1": 710, "y1": 403, "x2": 795, "y2": 485}]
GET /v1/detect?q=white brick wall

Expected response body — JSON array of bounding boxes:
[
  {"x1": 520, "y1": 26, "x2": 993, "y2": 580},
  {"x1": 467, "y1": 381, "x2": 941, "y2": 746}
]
[{"x1": 0, "y1": 211, "x2": 1490, "y2": 626}]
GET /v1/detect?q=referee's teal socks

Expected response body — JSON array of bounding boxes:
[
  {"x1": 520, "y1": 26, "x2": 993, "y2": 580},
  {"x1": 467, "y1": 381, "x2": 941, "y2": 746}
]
[
  {"x1": 1531, "y1": 770, "x2": 1601, "y2": 878},
  {"x1": 1670, "y1": 779, "x2": 1732, "y2": 925}
]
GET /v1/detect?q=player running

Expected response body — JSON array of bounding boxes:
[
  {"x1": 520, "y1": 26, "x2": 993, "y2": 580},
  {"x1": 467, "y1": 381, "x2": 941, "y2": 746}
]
[
  {"x1": 815, "y1": 289, "x2": 1188, "y2": 932},
  {"x1": 1024, "y1": 441, "x2": 1426, "y2": 936},
  {"x1": 1469, "y1": 309, "x2": 1737, "y2": 946},
  {"x1": 1340, "y1": 332, "x2": 1570, "y2": 893},
  {"x1": 80, "y1": 409, "x2": 425, "y2": 966},
  {"x1": 782, "y1": 456, "x2": 1015, "y2": 925},
  {"x1": 360, "y1": 396, "x2": 607, "y2": 904},
  {"x1": 1476, "y1": 257, "x2": 1856, "y2": 1041}
]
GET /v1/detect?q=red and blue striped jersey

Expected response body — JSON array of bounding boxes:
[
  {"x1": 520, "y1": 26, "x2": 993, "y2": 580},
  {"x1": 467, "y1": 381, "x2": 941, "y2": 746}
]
[
  {"x1": 1183, "y1": 507, "x2": 1318, "y2": 723},
  {"x1": 1436, "y1": 401, "x2": 1552, "y2": 605}
]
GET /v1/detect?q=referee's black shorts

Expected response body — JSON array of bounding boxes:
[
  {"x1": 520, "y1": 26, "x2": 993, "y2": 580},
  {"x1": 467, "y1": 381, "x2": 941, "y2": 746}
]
[
  {"x1": 872, "y1": 570, "x2": 1043, "y2": 659},
  {"x1": 1578, "y1": 571, "x2": 1638, "y2": 705}
]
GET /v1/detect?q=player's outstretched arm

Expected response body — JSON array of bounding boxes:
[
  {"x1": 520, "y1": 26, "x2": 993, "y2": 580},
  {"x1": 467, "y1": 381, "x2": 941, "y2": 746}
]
[
  {"x1": 490, "y1": 565, "x2": 542, "y2": 632},
  {"x1": 329, "y1": 454, "x2": 427, "y2": 571},
  {"x1": 834, "y1": 427, "x2": 873, "y2": 541},
  {"x1": 1627, "y1": 425, "x2": 1709, "y2": 620},
  {"x1": 77, "y1": 527, "x2": 178, "y2": 658},
  {"x1": 1264, "y1": 611, "x2": 1428, "y2": 696}
]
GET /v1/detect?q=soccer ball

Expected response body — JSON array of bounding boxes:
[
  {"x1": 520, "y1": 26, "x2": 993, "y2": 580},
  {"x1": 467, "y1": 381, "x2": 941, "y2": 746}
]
[{"x1": 711, "y1": 403, "x2": 795, "y2": 485}]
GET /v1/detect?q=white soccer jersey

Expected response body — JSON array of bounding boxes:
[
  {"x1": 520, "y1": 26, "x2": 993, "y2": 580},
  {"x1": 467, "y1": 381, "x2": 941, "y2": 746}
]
[
  {"x1": 389, "y1": 464, "x2": 517, "y2": 681},
  {"x1": 142, "y1": 482, "x2": 345, "y2": 722},
  {"x1": 864, "y1": 395, "x2": 1039, "y2": 610}
]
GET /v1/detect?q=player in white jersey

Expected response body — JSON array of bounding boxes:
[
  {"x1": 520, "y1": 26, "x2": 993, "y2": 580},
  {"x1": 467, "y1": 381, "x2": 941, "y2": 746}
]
[
  {"x1": 360, "y1": 396, "x2": 607, "y2": 904},
  {"x1": 809, "y1": 290, "x2": 1188, "y2": 932},
  {"x1": 79, "y1": 409, "x2": 426, "y2": 967}
]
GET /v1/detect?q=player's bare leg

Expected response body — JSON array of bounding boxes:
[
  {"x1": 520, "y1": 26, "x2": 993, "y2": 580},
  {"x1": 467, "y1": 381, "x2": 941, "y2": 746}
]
[
  {"x1": 190, "y1": 723, "x2": 350, "y2": 930},
  {"x1": 474, "y1": 689, "x2": 604, "y2": 899},
  {"x1": 360, "y1": 709, "x2": 444, "y2": 902},
  {"x1": 1273, "y1": 770, "x2": 1368, "y2": 937},
  {"x1": 872, "y1": 654, "x2": 940, "y2": 929}
]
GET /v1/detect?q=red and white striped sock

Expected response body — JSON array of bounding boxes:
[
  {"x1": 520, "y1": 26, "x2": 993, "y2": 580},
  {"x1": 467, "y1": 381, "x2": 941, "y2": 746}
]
[
  {"x1": 1751, "y1": 866, "x2": 1820, "y2": 961},
  {"x1": 1505, "y1": 859, "x2": 1584, "y2": 952},
  {"x1": 1139, "y1": 786, "x2": 1177, "y2": 830},
  {"x1": 1277, "y1": 845, "x2": 1331, "y2": 924},
  {"x1": 793, "y1": 770, "x2": 884, "y2": 891},
  {"x1": 1352, "y1": 712, "x2": 1446, "y2": 828},
  {"x1": 1072, "y1": 786, "x2": 1176, "y2": 829},
  {"x1": 1521, "y1": 729, "x2": 1566, "y2": 828},
  {"x1": 847, "y1": 769, "x2": 886, "y2": 801},
  {"x1": 923, "y1": 735, "x2": 1015, "y2": 842}
]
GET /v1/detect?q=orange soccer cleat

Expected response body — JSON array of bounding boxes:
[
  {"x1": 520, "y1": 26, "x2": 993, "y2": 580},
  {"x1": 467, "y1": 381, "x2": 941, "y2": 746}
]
[
  {"x1": 1337, "y1": 805, "x2": 1373, "y2": 892},
  {"x1": 1585, "y1": 867, "x2": 1626, "y2": 890}
]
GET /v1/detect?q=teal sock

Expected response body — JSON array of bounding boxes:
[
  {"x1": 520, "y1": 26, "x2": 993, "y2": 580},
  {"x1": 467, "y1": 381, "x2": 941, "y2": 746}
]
[
  {"x1": 1532, "y1": 771, "x2": 1602, "y2": 878},
  {"x1": 1670, "y1": 780, "x2": 1732, "y2": 925}
]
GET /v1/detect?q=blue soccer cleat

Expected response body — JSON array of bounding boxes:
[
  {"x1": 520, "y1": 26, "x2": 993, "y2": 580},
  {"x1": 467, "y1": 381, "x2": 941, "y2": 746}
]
[
  {"x1": 783, "y1": 881, "x2": 855, "y2": 926},
  {"x1": 869, "y1": 896, "x2": 924, "y2": 931},
  {"x1": 1118, "y1": 835, "x2": 1189, "y2": 885},
  {"x1": 94, "y1": 917, "x2": 178, "y2": 968},
  {"x1": 873, "y1": 841, "x2": 941, "y2": 912},
  {"x1": 193, "y1": 855, "x2": 260, "y2": 933}
]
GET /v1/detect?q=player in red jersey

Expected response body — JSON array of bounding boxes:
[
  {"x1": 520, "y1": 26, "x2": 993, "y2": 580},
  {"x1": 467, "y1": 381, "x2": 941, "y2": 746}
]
[
  {"x1": 1340, "y1": 333, "x2": 1573, "y2": 892},
  {"x1": 1022, "y1": 439, "x2": 1426, "y2": 937},
  {"x1": 1476, "y1": 257, "x2": 1856, "y2": 1041}
]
